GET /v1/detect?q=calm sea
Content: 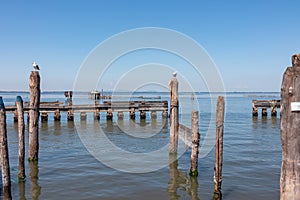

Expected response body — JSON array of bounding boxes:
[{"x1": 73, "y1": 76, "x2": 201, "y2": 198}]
[{"x1": 0, "y1": 91, "x2": 281, "y2": 200}]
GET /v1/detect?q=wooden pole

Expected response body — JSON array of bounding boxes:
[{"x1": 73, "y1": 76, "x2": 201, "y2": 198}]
[
  {"x1": 16, "y1": 96, "x2": 26, "y2": 181},
  {"x1": 214, "y1": 96, "x2": 225, "y2": 200},
  {"x1": 28, "y1": 71, "x2": 40, "y2": 161},
  {"x1": 0, "y1": 97, "x2": 12, "y2": 199},
  {"x1": 280, "y1": 54, "x2": 300, "y2": 199},
  {"x1": 169, "y1": 72, "x2": 179, "y2": 153},
  {"x1": 190, "y1": 111, "x2": 200, "y2": 176}
]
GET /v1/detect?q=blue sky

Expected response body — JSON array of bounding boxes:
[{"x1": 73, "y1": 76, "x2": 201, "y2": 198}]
[{"x1": 0, "y1": 0, "x2": 299, "y2": 92}]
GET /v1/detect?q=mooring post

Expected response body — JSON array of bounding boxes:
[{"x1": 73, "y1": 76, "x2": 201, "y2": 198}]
[
  {"x1": 140, "y1": 110, "x2": 146, "y2": 119},
  {"x1": 106, "y1": 109, "x2": 113, "y2": 120},
  {"x1": 67, "y1": 110, "x2": 74, "y2": 121},
  {"x1": 54, "y1": 109, "x2": 61, "y2": 121},
  {"x1": 28, "y1": 71, "x2": 40, "y2": 161},
  {"x1": 262, "y1": 108, "x2": 268, "y2": 117},
  {"x1": 252, "y1": 102, "x2": 258, "y2": 117},
  {"x1": 169, "y1": 72, "x2": 179, "y2": 153},
  {"x1": 162, "y1": 110, "x2": 168, "y2": 119},
  {"x1": 117, "y1": 111, "x2": 124, "y2": 120},
  {"x1": 80, "y1": 112, "x2": 87, "y2": 120},
  {"x1": 0, "y1": 97, "x2": 12, "y2": 199},
  {"x1": 16, "y1": 96, "x2": 26, "y2": 181},
  {"x1": 271, "y1": 100, "x2": 277, "y2": 117},
  {"x1": 190, "y1": 110, "x2": 200, "y2": 176},
  {"x1": 280, "y1": 54, "x2": 300, "y2": 199},
  {"x1": 41, "y1": 112, "x2": 48, "y2": 122},
  {"x1": 94, "y1": 110, "x2": 100, "y2": 120},
  {"x1": 130, "y1": 108, "x2": 135, "y2": 120},
  {"x1": 151, "y1": 111, "x2": 157, "y2": 119},
  {"x1": 214, "y1": 96, "x2": 225, "y2": 200}
]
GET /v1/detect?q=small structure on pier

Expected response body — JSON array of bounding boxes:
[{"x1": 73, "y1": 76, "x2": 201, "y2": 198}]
[{"x1": 252, "y1": 99, "x2": 280, "y2": 117}]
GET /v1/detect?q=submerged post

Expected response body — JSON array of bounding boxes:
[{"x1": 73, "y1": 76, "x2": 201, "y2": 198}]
[
  {"x1": 28, "y1": 71, "x2": 41, "y2": 161},
  {"x1": 214, "y1": 96, "x2": 225, "y2": 200},
  {"x1": 16, "y1": 96, "x2": 26, "y2": 181},
  {"x1": 189, "y1": 111, "x2": 200, "y2": 176},
  {"x1": 169, "y1": 72, "x2": 179, "y2": 153},
  {"x1": 280, "y1": 54, "x2": 300, "y2": 199},
  {"x1": 0, "y1": 97, "x2": 12, "y2": 199}
]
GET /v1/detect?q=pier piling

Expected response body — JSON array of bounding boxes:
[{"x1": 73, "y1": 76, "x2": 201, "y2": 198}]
[
  {"x1": 28, "y1": 71, "x2": 40, "y2": 161},
  {"x1": 189, "y1": 111, "x2": 199, "y2": 176},
  {"x1": 169, "y1": 72, "x2": 179, "y2": 153},
  {"x1": 214, "y1": 96, "x2": 225, "y2": 200},
  {"x1": 280, "y1": 54, "x2": 300, "y2": 199},
  {"x1": 0, "y1": 97, "x2": 12, "y2": 199},
  {"x1": 16, "y1": 96, "x2": 26, "y2": 181}
]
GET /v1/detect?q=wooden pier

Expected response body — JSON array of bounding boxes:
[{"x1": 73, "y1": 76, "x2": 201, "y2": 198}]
[
  {"x1": 252, "y1": 99, "x2": 280, "y2": 117},
  {"x1": 6, "y1": 100, "x2": 168, "y2": 121}
]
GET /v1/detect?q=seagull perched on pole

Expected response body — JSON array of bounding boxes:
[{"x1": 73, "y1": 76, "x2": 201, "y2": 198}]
[{"x1": 32, "y1": 61, "x2": 40, "y2": 71}]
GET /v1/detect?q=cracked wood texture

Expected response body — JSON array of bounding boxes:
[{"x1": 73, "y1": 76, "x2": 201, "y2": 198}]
[{"x1": 280, "y1": 54, "x2": 300, "y2": 200}]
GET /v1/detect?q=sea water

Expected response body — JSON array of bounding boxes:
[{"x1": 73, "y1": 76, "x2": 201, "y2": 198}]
[{"x1": 0, "y1": 91, "x2": 280, "y2": 200}]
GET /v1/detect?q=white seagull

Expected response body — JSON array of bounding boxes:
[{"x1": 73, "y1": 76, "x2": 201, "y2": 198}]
[{"x1": 32, "y1": 62, "x2": 40, "y2": 71}]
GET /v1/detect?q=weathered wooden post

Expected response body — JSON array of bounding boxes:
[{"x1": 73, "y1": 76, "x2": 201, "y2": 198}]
[
  {"x1": 130, "y1": 108, "x2": 135, "y2": 120},
  {"x1": 214, "y1": 96, "x2": 225, "y2": 200},
  {"x1": 169, "y1": 72, "x2": 179, "y2": 153},
  {"x1": 140, "y1": 110, "x2": 146, "y2": 119},
  {"x1": 0, "y1": 97, "x2": 12, "y2": 199},
  {"x1": 271, "y1": 100, "x2": 277, "y2": 117},
  {"x1": 162, "y1": 110, "x2": 168, "y2": 118},
  {"x1": 28, "y1": 71, "x2": 40, "y2": 161},
  {"x1": 107, "y1": 109, "x2": 113, "y2": 120},
  {"x1": 262, "y1": 108, "x2": 268, "y2": 117},
  {"x1": 41, "y1": 112, "x2": 48, "y2": 122},
  {"x1": 252, "y1": 103, "x2": 258, "y2": 117},
  {"x1": 117, "y1": 111, "x2": 124, "y2": 120},
  {"x1": 54, "y1": 109, "x2": 61, "y2": 121},
  {"x1": 94, "y1": 110, "x2": 100, "y2": 120},
  {"x1": 80, "y1": 112, "x2": 87, "y2": 120},
  {"x1": 280, "y1": 54, "x2": 300, "y2": 199},
  {"x1": 67, "y1": 109, "x2": 74, "y2": 121},
  {"x1": 189, "y1": 111, "x2": 200, "y2": 176},
  {"x1": 16, "y1": 96, "x2": 26, "y2": 181},
  {"x1": 151, "y1": 111, "x2": 157, "y2": 119}
]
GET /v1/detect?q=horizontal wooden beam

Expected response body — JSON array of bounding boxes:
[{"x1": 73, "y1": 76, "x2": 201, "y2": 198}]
[
  {"x1": 5, "y1": 100, "x2": 169, "y2": 114},
  {"x1": 252, "y1": 99, "x2": 280, "y2": 108}
]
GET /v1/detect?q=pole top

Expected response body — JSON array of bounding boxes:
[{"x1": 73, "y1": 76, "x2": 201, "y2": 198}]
[
  {"x1": 172, "y1": 71, "x2": 177, "y2": 77},
  {"x1": 16, "y1": 96, "x2": 23, "y2": 103},
  {"x1": 292, "y1": 54, "x2": 300, "y2": 67},
  {"x1": 0, "y1": 97, "x2": 4, "y2": 109}
]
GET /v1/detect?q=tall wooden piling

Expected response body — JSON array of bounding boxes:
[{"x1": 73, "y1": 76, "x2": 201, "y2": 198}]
[
  {"x1": 16, "y1": 96, "x2": 26, "y2": 181},
  {"x1": 169, "y1": 72, "x2": 179, "y2": 153},
  {"x1": 214, "y1": 96, "x2": 225, "y2": 200},
  {"x1": 280, "y1": 54, "x2": 300, "y2": 199},
  {"x1": 0, "y1": 97, "x2": 12, "y2": 199},
  {"x1": 28, "y1": 71, "x2": 40, "y2": 161},
  {"x1": 189, "y1": 111, "x2": 200, "y2": 176}
]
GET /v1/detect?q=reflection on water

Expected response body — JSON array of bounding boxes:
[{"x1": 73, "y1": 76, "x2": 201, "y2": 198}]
[
  {"x1": 2, "y1": 92, "x2": 282, "y2": 199},
  {"x1": 29, "y1": 161, "x2": 41, "y2": 200},
  {"x1": 18, "y1": 181, "x2": 26, "y2": 200},
  {"x1": 168, "y1": 154, "x2": 199, "y2": 200}
]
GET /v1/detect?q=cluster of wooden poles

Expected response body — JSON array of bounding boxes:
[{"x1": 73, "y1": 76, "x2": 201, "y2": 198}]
[
  {"x1": 168, "y1": 74, "x2": 225, "y2": 200},
  {"x1": 0, "y1": 71, "x2": 40, "y2": 199}
]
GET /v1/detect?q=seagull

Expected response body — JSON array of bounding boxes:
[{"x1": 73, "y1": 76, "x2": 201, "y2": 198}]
[{"x1": 32, "y1": 62, "x2": 40, "y2": 71}]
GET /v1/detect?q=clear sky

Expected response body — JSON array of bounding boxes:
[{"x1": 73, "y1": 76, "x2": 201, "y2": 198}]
[{"x1": 1, "y1": 0, "x2": 299, "y2": 92}]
